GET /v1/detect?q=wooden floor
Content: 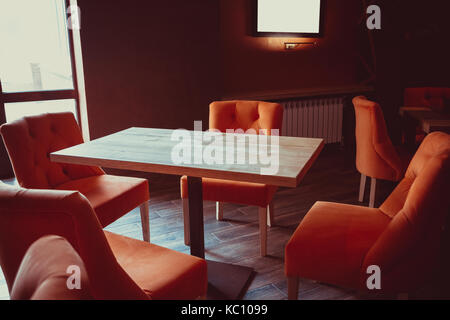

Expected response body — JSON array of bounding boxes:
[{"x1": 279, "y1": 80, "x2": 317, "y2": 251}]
[{"x1": 0, "y1": 145, "x2": 435, "y2": 300}]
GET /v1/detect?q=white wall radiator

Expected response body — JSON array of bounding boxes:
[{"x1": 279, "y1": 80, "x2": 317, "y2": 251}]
[{"x1": 280, "y1": 97, "x2": 344, "y2": 144}]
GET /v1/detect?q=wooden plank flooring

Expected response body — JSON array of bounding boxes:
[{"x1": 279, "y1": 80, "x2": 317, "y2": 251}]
[{"x1": 0, "y1": 145, "x2": 438, "y2": 300}]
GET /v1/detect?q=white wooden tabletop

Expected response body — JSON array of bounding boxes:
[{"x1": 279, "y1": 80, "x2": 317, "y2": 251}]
[{"x1": 51, "y1": 127, "x2": 324, "y2": 188}]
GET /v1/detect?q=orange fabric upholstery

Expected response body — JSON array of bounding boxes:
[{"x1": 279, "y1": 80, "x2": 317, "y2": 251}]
[
  {"x1": 56, "y1": 175, "x2": 149, "y2": 227},
  {"x1": 404, "y1": 87, "x2": 450, "y2": 113},
  {"x1": 285, "y1": 202, "x2": 390, "y2": 288},
  {"x1": 0, "y1": 184, "x2": 207, "y2": 300},
  {"x1": 285, "y1": 132, "x2": 450, "y2": 294},
  {"x1": 180, "y1": 100, "x2": 283, "y2": 207},
  {"x1": 209, "y1": 100, "x2": 284, "y2": 135},
  {"x1": 353, "y1": 96, "x2": 406, "y2": 181},
  {"x1": 0, "y1": 112, "x2": 149, "y2": 227},
  {"x1": 0, "y1": 112, "x2": 103, "y2": 189},
  {"x1": 11, "y1": 235, "x2": 92, "y2": 300},
  {"x1": 106, "y1": 231, "x2": 206, "y2": 300},
  {"x1": 180, "y1": 176, "x2": 277, "y2": 207}
]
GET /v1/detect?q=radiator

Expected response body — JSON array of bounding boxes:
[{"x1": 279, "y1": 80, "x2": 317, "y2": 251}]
[{"x1": 280, "y1": 97, "x2": 344, "y2": 144}]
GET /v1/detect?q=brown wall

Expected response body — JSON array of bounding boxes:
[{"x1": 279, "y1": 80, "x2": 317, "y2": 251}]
[
  {"x1": 78, "y1": 0, "x2": 220, "y2": 139},
  {"x1": 367, "y1": 0, "x2": 450, "y2": 141},
  {"x1": 78, "y1": 0, "x2": 366, "y2": 139},
  {"x1": 220, "y1": 0, "x2": 363, "y2": 97}
]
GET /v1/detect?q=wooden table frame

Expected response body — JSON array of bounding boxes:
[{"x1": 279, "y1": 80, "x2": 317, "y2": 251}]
[
  {"x1": 400, "y1": 107, "x2": 450, "y2": 133},
  {"x1": 51, "y1": 127, "x2": 324, "y2": 299},
  {"x1": 400, "y1": 107, "x2": 450, "y2": 150}
]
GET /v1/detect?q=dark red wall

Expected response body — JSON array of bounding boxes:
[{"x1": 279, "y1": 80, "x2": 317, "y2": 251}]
[
  {"x1": 78, "y1": 0, "x2": 220, "y2": 139},
  {"x1": 78, "y1": 0, "x2": 450, "y2": 142},
  {"x1": 220, "y1": 0, "x2": 363, "y2": 97},
  {"x1": 368, "y1": 0, "x2": 450, "y2": 141},
  {"x1": 79, "y1": 0, "x2": 365, "y2": 141}
]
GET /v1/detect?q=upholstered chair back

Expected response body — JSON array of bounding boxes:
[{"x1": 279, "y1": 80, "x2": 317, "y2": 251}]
[
  {"x1": 0, "y1": 112, "x2": 103, "y2": 189},
  {"x1": 404, "y1": 87, "x2": 450, "y2": 113},
  {"x1": 209, "y1": 100, "x2": 283, "y2": 135},
  {"x1": 353, "y1": 96, "x2": 403, "y2": 181}
]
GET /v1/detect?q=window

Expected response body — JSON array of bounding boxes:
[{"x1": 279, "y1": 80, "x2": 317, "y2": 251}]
[
  {"x1": 4, "y1": 99, "x2": 77, "y2": 123},
  {"x1": 0, "y1": 0, "x2": 73, "y2": 92},
  {"x1": 0, "y1": 0, "x2": 87, "y2": 134}
]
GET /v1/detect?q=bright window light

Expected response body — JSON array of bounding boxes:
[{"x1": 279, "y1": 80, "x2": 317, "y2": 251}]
[
  {"x1": 257, "y1": 0, "x2": 321, "y2": 34},
  {"x1": 5, "y1": 99, "x2": 77, "y2": 123},
  {"x1": 0, "y1": 0, "x2": 73, "y2": 92}
]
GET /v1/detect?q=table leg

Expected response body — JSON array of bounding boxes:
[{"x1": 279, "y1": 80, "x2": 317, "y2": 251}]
[
  {"x1": 187, "y1": 176, "x2": 205, "y2": 258},
  {"x1": 187, "y1": 176, "x2": 255, "y2": 299}
]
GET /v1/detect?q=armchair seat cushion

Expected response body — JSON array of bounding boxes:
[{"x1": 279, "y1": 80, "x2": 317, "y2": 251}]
[
  {"x1": 180, "y1": 176, "x2": 277, "y2": 207},
  {"x1": 56, "y1": 175, "x2": 149, "y2": 227},
  {"x1": 285, "y1": 202, "x2": 390, "y2": 289},
  {"x1": 105, "y1": 231, "x2": 207, "y2": 300}
]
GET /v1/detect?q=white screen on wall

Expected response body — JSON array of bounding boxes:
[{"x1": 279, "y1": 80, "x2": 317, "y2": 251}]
[{"x1": 257, "y1": 0, "x2": 321, "y2": 34}]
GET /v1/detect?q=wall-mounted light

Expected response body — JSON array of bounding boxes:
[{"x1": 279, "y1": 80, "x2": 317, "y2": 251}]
[{"x1": 284, "y1": 41, "x2": 317, "y2": 50}]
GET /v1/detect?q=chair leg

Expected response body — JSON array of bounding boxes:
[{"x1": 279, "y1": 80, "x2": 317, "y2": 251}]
[
  {"x1": 182, "y1": 198, "x2": 190, "y2": 246},
  {"x1": 258, "y1": 207, "x2": 268, "y2": 257},
  {"x1": 139, "y1": 201, "x2": 150, "y2": 242},
  {"x1": 287, "y1": 277, "x2": 299, "y2": 300},
  {"x1": 267, "y1": 202, "x2": 275, "y2": 227},
  {"x1": 369, "y1": 177, "x2": 377, "y2": 208},
  {"x1": 359, "y1": 173, "x2": 366, "y2": 202},
  {"x1": 216, "y1": 201, "x2": 224, "y2": 221}
]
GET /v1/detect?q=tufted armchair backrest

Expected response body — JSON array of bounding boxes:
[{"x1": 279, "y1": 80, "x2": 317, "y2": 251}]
[
  {"x1": 363, "y1": 132, "x2": 450, "y2": 292},
  {"x1": 404, "y1": 87, "x2": 450, "y2": 113},
  {"x1": 209, "y1": 100, "x2": 283, "y2": 135},
  {"x1": 0, "y1": 112, "x2": 104, "y2": 189},
  {"x1": 353, "y1": 96, "x2": 403, "y2": 181}
]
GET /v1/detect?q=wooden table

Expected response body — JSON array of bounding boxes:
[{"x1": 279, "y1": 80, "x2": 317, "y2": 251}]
[
  {"x1": 400, "y1": 107, "x2": 450, "y2": 134},
  {"x1": 51, "y1": 127, "x2": 324, "y2": 299}
]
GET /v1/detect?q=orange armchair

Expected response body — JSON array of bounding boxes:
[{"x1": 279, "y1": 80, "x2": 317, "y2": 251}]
[
  {"x1": 353, "y1": 96, "x2": 409, "y2": 207},
  {"x1": 0, "y1": 184, "x2": 207, "y2": 300},
  {"x1": 0, "y1": 112, "x2": 150, "y2": 241},
  {"x1": 180, "y1": 100, "x2": 283, "y2": 256},
  {"x1": 285, "y1": 132, "x2": 450, "y2": 299},
  {"x1": 10, "y1": 235, "x2": 92, "y2": 300}
]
